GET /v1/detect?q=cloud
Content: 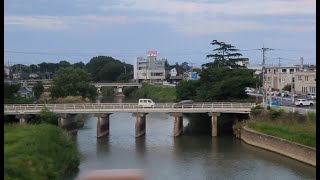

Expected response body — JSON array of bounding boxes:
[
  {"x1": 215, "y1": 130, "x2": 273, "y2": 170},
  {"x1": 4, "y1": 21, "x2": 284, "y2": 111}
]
[
  {"x1": 4, "y1": 16, "x2": 68, "y2": 29},
  {"x1": 4, "y1": 15, "x2": 141, "y2": 30},
  {"x1": 4, "y1": 0, "x2": 316, "y2": 35}
]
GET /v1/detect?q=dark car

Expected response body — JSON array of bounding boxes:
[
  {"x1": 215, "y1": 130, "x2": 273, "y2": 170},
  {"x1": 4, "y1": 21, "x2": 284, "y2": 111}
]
[{"x1": 174, "y1": 100, "x2": 194, "y2": 108}]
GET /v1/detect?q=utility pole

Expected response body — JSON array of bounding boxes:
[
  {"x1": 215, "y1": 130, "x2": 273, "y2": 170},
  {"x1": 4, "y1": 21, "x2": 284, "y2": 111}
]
[
  {"x1": 261, "y1": 45, "x2": 273, "y2": 108},
  {"x1": 278, "y1": 57, "x2": 281, "y2": 67}
]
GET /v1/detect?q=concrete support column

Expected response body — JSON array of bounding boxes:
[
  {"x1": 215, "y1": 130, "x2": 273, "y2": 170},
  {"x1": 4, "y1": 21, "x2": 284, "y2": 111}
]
[
  {"x1": 114, "y1": 86, "x2": 125, "y2": 97},
  {"x1": 132, "y1": 113, "x2": 148, "y2": 137},
  {"x1": 16, "y1": 114, "x2": 30, "y2": 124},
  {"x1": 209, "y1": 112, "x2": 220, "y2": 137},
  {"x1": 171, "y1": 112, "x2": 183, "y2": 137},
  {"x1": 58, "y1": 114, "x2": 77, "y2": 134},
  {"x1": 95, "y1": 113, "x2": 112, "y2": 138}
]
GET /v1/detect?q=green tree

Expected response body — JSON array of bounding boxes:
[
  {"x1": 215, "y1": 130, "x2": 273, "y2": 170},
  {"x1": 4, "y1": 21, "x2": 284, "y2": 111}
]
[
  {"x1": 73, "y1": 61, "x2": 85, "y2": 69},
  {"x1": 33, "y1": 82, "x2": 44, "y2": 99},
  {"x1": 282, "y1": 84, "x2": 291, "y2": 91},
  {"x1": 50, "y1": 68, "x2": 97, "y2": 101},
  {"x1": 86, "y1": 56, "x2": 133, "y2": 82},
  {"x1": 176, "y1": 80, "x2": 200, "y2": 101},
  {"x1": 58, "y1": 60, "x2": 71, "y2": 69},
  {"x1": 29, "y1": 64, "x2": 40, "y2": 73},
  {"x1": 205, "y1": 40, "x2": 247, "y2": 68}
]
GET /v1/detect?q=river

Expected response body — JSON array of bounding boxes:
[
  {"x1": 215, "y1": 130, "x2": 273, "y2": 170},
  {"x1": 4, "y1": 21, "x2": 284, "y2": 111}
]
[{"x1": 65, "y1": 97, "x2": 316, "y2": 180}]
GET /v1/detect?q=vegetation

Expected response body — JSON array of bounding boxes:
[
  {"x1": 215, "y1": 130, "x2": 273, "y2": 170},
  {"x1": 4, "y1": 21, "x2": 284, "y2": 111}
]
[
  {"x1": 282, "y1": 84, "x2": 291, "y2": 92},
  {"x1": 134, "y1": 83, "x2": 176, "y2": 102},
  {"x1": 33, "y1": 82, "x2": 44, "y2": 99},
  {"x1": 247, "y1": 120, "x2": 316, "y2": 148},
  {"x1": 176, "y1": 40, "x2": 261, "y2": 101},
  {"x1": 38, "y1": 107, "x2": 58, "y2": 125},
  {"x1": 50, "y1": 68, "x2": 97, "y2": 101},
  {"x1": 4, "y1": 124, "x2": 80, "y2": 180},
  {"x1": 85, "y1": 56, "x2": 133, "y2": 82}
]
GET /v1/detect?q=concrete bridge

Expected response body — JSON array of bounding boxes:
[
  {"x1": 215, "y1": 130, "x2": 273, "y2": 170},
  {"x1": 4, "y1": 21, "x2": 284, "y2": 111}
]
[
  {"x1": 24, "y1": 82, "x2": 142, "y2": 96},
  {"x1": 4, "y1": 102, "x2": 254, "y2": 138}
]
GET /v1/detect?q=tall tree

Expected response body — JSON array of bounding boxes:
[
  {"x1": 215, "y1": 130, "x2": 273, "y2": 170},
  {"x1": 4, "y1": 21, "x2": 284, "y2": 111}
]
[
  {"x1": 50, "y1": 68, "x2": 97, "y2": 100},
  {"x1": 205, "y1": 40, "x2": 247, "y2": 68},
  {"x1": 33, "y1": 82, "x2": 44, "y2": 99}
]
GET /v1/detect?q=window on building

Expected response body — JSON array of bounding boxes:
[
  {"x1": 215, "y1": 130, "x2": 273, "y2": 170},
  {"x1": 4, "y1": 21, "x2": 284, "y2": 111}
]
[
  {"x1": 290, "y1": 69, "x2": 294, "y2": 73},
  {"x1": 282, "y1": 69, "x2": 286, "y2": 73},
  {"x1": 305, "y1": 76, "x2": 308, "y2": 81}
]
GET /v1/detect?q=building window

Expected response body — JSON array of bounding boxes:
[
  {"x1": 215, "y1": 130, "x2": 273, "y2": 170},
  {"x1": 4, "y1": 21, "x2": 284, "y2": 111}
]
[
  {"x1": 305, "y1": 76, "x2": 308, "y2": 81},
  {"x1": 290, "y1": 69, "x2": 294, "y2": 73},
  {"x1": 282, "y1": 69, "x2": 286, "y2": 73}
]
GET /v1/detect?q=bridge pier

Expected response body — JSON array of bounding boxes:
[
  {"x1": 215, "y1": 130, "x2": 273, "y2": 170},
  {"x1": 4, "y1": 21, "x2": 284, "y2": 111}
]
[
  {"x1": 209, "y1": 112, "x2": 220, "y2": 137},
  {"x1": 114, "y1": 86, "x2": 125, "y2": 97},
  {"x1": 58, "y1": 114, "x2": 77, "y2": 134},
  {"x1": 95, "y1": 113, "x2": 111, "y2": 138},
  {"x1": 16, "y1": 114, "x2": 31, "y2": 124},
  {"x1": 171, "y1": 112, "x2": 183, "y2": 137},
  {"x1": 132, "y1": 112, "x2": 148, "y2": 137}
]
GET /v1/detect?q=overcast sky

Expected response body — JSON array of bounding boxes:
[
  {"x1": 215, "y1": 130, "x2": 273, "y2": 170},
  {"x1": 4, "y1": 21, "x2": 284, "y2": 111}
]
[{"x1": 4, "y1": 0, "x2": 316, "y2": 68}]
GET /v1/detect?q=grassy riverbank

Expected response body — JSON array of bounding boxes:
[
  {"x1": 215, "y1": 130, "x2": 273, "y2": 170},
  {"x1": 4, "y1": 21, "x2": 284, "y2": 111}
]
[
  {"x1": 247, "y1": 109, "x2": 316, "y2": 148},
  {"x1": 4, "y1": 124, "x2": 80, "y2": 180},
  {"x1": 133, "y1": 83, "x2": 176, "y2": 102}
]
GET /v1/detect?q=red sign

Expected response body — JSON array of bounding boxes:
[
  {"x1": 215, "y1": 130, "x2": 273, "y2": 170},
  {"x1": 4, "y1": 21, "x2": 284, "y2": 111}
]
[{"x1": 146, "y1": 50, "x2": 157, "y2": 56}]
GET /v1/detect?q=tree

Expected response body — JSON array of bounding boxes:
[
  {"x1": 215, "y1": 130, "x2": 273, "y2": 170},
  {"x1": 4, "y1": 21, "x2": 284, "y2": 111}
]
[
  {"x1": 205, "y1": 40, "x2": 247, "y2": 68},
  {"x1": 33, "y1": 82, "x2": 44, "y2": 99},
  {"x1": 30, "y1": 64, "x2": 40, "y2": 73},
  {"x1": 86, "y1": 56, "x2": 133, "y2": 82},
  {"x1": 58, "y1": 60, "x2": 71, "y2": 69},
  {"x1": 73, "y1": 61, "x2": 85, "y2": 69},
  {"x1": 50, "y1": 68, "x2": 97, "y2": 101},
  {"x1": 282, "y1": 84, "x2": 291, "y2": 92}
]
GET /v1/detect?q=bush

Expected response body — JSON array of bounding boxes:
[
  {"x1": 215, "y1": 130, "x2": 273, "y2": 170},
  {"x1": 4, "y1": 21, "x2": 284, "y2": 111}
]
[
  {"x1": 4, "y1": 124, "x2": 80, "y2": 179},
  {"x1": 39, "y1": 107, "x2": 58, "y2": 125},
  {"x1": 306, "y1": 112, "x2": 316, "y2": 124},
  {"x1": 267, "y1": 107, "x2": 282, "y2": 120}
]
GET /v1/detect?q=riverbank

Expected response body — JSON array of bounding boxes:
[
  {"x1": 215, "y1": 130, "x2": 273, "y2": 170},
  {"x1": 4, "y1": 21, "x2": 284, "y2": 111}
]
[
  {"x1": 241, "y1": 125, "x2": 316, "y2": 167},
  {"x1": 234, "y1": 106, "x2": 316, "y2": 167},
  {"x1": 4, "y1": 124, "x2": 80, "y2": 179}
]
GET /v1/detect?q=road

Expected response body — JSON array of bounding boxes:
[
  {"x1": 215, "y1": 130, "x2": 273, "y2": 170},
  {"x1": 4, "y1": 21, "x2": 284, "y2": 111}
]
[{"x1": 247, "y1": 92, "x2": 316, "y2": 110}]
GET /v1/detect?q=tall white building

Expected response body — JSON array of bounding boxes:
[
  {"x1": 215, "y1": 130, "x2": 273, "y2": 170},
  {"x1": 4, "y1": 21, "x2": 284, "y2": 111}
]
[{"x1": 133, "y1": 50, "x2": 166, "y2": 82}]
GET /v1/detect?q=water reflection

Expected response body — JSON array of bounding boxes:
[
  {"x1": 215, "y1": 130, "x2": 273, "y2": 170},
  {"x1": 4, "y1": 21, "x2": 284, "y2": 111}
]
[{"x1": 96, "y1": 137, "x2": 110, "y2": 157}]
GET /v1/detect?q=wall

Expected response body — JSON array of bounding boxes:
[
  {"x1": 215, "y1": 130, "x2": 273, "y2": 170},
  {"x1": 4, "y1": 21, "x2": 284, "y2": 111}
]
[{"x1": 241, "y1": 126, "x2": 316, "y2": 167}]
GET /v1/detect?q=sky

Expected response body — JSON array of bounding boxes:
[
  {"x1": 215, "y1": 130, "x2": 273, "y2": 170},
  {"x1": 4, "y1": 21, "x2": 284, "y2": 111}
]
[{"x1": 4, "y1": 0, "x2": 316, "y2": 68}]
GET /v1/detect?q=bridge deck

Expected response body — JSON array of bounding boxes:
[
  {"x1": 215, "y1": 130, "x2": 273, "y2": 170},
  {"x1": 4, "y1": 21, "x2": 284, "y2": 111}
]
[{"x1": 4, "y1": 103, "x2": 254, "y2": 115}]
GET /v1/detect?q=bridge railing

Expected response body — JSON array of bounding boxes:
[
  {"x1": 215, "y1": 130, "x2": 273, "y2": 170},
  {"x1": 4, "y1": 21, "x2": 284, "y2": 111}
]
[{"x1": 4, "y1": 102, "x2": 255, "y2": 112}]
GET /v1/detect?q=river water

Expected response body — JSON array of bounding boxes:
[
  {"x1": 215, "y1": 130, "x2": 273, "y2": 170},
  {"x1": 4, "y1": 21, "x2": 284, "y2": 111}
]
[{"x1": 66, "y1": 97, "x2": 316, "y2": 180}]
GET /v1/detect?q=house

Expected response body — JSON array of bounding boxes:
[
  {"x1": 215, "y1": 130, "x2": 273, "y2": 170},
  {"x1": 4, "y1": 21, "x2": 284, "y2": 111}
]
[
  {"x1": 264, "y1": 66, "x2": 299, "y2": 91},
  {"x1": 18, "y1": 86, "x2": 33, "y2": 97},
  {"x1": 29, "y1": 73, "x2": 39, "y2": 79},
  {"x1": 293, "y1": 69, "x2": 316, "y2": 95}
]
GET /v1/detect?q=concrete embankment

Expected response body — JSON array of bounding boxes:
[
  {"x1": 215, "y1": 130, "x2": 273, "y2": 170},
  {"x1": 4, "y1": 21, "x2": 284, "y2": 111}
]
[{"x1": 240, "y1": 125, "x2": 316, "y2": 167}]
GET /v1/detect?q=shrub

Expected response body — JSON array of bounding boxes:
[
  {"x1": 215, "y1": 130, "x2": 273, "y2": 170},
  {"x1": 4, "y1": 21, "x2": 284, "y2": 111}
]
[
  {"x1": 267, "y1": 107, "x2": 282, "y2": 120},
  {"x1": 39, "y1": 107, "x2": 58, "y2": 125},
  {"x1": 306, "y1": 112, "x2": 316, "y2": 124}
]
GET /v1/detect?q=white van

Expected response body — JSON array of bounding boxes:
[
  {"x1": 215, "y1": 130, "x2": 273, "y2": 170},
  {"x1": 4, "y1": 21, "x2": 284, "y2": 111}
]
[{"x1": 138, "y1": 99, "x2": 155, "y2": 108}]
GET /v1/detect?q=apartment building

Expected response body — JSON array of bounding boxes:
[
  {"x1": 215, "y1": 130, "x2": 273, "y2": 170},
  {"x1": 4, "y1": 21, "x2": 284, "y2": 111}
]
[
  {"x1": 133, "y1": 50, "x2": 166, "y2": 82},
  {"x1": 293, "y1": 70, "x2": 316, "y2": 95},
  {"x1": 264, "y1": 66, "x2": 299, "y2": 91}
]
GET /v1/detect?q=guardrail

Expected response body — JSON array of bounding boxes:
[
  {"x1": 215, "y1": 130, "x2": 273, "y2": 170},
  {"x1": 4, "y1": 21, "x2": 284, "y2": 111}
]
[{"x1": 4, "y1": 102, "x2": 255, "y2": 115}]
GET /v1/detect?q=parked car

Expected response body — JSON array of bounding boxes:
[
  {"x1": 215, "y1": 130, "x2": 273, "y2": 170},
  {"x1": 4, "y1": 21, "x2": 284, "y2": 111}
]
[
  {"x1": 307, "y1": 92, "x2": 316, "y2": 99},
  {"x1": 138, "y1": 99, "x2": 155, "y2": 108},
  {"x1": 294, "y1": 99, "x2": 314, "y2": 106},
  {"x1": 174, "y1": 100, "x2": 194, "y2": 108}
]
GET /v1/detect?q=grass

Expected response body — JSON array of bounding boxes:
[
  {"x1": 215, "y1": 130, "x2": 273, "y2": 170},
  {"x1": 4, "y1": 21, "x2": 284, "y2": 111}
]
[
  {"x1": 4, "y1": 124, "x2": 80, "y2": 180},
  {"x1": 133, "y1": 83, "x2": 176, "y2": 102},
  {"x1": 247, "y1": 120, "x2": 316, "y2": 148}
]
